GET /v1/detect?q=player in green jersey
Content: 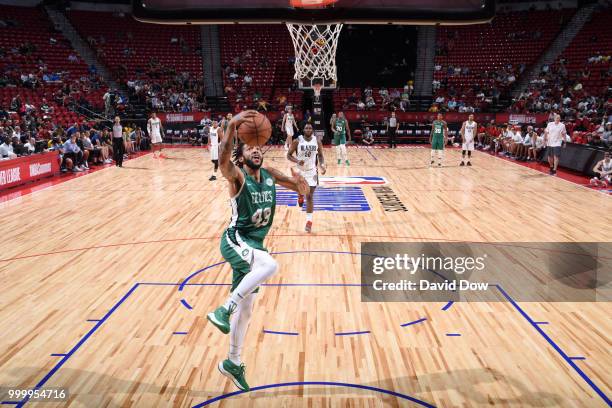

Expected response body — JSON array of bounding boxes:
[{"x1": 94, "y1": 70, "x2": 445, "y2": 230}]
[
  {"x1": 332, "y1": 111, "x2": 351, "y2": 166},
  {"x1": 430, "y1": 113, "x2": 448, "y2": 167},
  {"x1": 206, "y1": 110, "x2": 309, "y2": 392}
]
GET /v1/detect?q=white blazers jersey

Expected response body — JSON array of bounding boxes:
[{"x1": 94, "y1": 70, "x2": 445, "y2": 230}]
[
  {"x1": 464, "y1": 121, "x2": 477, "y2": 142},
  {"x1": 148, "y1": 118, "x2": 162, "y2": 144},
  {"x1": 209, "y1": 126, "x2": 220, "y2": 161},
  {"x1": 297, "y1": 135, "x2": 319, "y2": 186},
  {"x1": 285, "y1": 113, "x2": 296, "y2": 136},
  {"x1": 462, "y1": 121, "x2": 476, "y2": 151}
]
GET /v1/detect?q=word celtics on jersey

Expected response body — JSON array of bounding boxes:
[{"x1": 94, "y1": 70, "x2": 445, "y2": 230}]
[{"x1": 227, "y1": 168, "x2": 276, "y2": 248}]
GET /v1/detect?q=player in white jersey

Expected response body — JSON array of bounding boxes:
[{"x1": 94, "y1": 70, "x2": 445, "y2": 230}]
[
  {"x1": 590, "y1": 151, "x2": 612, "y2": 187},
  {"x1": 287, "y1": 123, "x2": 326, "y2": 233},
  {"x1": 282, "y1": 106, "x2": 299, "y2": 151},
  {"x1": 208, "y1": 120, "x2": 221, "y2": 181},
  {"x1": 147, "y1": 112, "x2": 164, "y2": 159},
  {"x1": 460, "y1": 114, "x2": 477, "y2": 166}
]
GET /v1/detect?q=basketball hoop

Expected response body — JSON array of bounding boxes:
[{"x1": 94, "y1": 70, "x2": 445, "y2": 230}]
[{"x1": 286, "y1": 23, "x2": 343, "y2": 89}]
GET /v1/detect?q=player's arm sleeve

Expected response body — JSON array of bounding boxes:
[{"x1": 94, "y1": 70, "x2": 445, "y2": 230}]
[{"x1": 346, "y1": 120, "x2": 351, "y2": 140}]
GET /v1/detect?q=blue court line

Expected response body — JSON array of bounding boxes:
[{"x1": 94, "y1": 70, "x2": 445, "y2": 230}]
[
  {"x1": 180, "y1": 299, "x2": 193, "y2": 310},
  {"x1": 365, "y1": 149, "x2": 378, "y2": 161},
  {"x1": 263, "y1": 329, "x2": 299, "y2": 336},
  {"x1": 441, "y1": 301, "x2": 454, "y2": 311},
  {"x1": 400, "y1": 317, "x2": 427, "y2": 327},
  {"x1": 495, "y1": 284, "x2": 611, "y2": 406},
  {"x1": 446, "y1": 333, "x2": 461, "y2": 337},
  {"x1": 50, "y1": 354, "x2": 66, "y2": 357},
  {"x1": 191, "y1": 381, "x2": 436, "y2": 407},
  {"x1": 335, "y1": 330, "x2": 371, "y2": 336},
  {"x1": 534, "y1": 321, "x2": 549, "y2": 325},
  {"x1": 569, "y1": 357, "x2": 586, "y2": 361},
  {"x1": 14, "y1": 282, "x2": 141, "y2": 407},
  {"x1": 173, "y1": 331, "x2": 188, "y2": 335}
]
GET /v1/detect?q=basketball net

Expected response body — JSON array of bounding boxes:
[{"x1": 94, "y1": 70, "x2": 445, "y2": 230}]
[{"x1": 286, "y1": 23, "x2": 343, "y2": 88}]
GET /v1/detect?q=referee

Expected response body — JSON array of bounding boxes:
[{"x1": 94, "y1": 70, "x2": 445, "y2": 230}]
[
  {"x1": 112, "y1": 116, "x2": 124, "y2": 167},
  {"x1": 386, "y1": 111, "x2": 399, "y2": 148}
]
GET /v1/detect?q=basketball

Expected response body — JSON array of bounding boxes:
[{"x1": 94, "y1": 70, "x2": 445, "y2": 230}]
[{"x1": 237, "y1": 112, "x2": 272, "y2": 146}]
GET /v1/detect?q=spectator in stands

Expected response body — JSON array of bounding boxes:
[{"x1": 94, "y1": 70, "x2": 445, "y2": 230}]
[
  {"x1": 365, "y1": 95, "x2": 375, "y2": 110},
  {"x1": 81, "y1": 131, "x2": 97, "y2": 167},
  {"x1": 528, "y1": 129, "x2": 545, "y2": 162},
  {"x1": 362, "y1": 127, "x2": 374, "y2": 146},
  {"x1": 0, "y1": 137, "x2": 16, "y2": 159},
  {"x1": 603, "y1": 122, "x2": 612, "y2": 148},
  {"x1": 63, "y1": 133, "x2": 85, "y2": 172},
  {"x1": 23, "y1": 137, "x2": 35, "y2": 154}
]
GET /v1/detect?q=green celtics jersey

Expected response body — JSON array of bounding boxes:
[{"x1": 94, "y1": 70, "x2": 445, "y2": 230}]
[
  {"x1": 432, "y1": 120, "x2": 446, "y2": 138},
  {"x1": 227, "y1": 167, "x2": 276, "y2": 245},
  {"x1": 334, "y1": 118, "x2": 347, "y2": 135}
]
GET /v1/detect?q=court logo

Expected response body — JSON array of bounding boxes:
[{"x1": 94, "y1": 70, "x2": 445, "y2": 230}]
[
  {"x1": 276, "y1": 186, "x2": 370, "y2": 211},
  {"x1": 373, "y1": 186, "x2": 407, "y2": 212},
  {"x1": 320, "y1": 176, "x2": 387, "y2": 185}
]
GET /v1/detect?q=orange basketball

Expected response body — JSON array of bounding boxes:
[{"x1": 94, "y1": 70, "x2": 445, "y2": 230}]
[{"x1": 237, "y1": 112, "x2": 272, "y2": 146}]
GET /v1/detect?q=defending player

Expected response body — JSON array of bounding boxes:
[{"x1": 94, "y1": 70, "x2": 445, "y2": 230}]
[
  {"x1": 147, "y1": 112, "x2": 164, "y2": 159},
  {"x1": 282, "y1": 106, "x2": 299, "y2": 150},
  {"x1": 460, "y1": 113, "x2": 477, "y2": 166},
  {"x1": 287, "y1": 123, "x2": 326, "y2": 232},
  {"x1": 430, "y1": 113, "x2": 447, "y2": 167},
  {"x1": 206, "y1": 111, "x2": 309, "y2": 391},
  {"x1": 333, "y1": 111, "x2": 351, "y2": 166},
  {"x1": 208, "y1": 120, "x2": 220, "y2": 181}
]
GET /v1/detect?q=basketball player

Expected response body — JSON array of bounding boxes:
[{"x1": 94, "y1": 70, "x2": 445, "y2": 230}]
[
  {"x1": 282, "y1": 106, "x2": 299, "y2": 150},
  {"x1": 147, "y1": 112, "x2": 164, "y2": 159},
  {"x1": 460, "y1": 114, "x2": 477, "y2": 166},
  {"x1": 208, "y1": 120, "x2": 220, "y2": 181},
  {"x1": 544, "y1": 114, "x2": 567, "y2": 176},
  {"x1": 333, "y1": 111, "x2": 351, "y2": 165},
  {"x1": 206, "y1": 110, "x2": 309, "y2": 391},
  {"x1": 590, "y1": 151, "x2": 611, "y2": 187},
  {"x1": 430, "y1": 113, "x2": 447, "y2": 167},
  {"x1": 287, "y1": 123, "x2": 326, "y2": 232}
]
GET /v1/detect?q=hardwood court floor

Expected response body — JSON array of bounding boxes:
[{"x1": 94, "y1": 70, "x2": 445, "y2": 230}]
[{"x1": 0, "y1": 147, "x2": 610, "y2": 407}]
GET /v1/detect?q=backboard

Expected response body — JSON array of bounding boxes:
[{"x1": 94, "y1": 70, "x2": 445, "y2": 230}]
[{"x1": 133, "y1": 0, "x2": 496, "y2": 25}]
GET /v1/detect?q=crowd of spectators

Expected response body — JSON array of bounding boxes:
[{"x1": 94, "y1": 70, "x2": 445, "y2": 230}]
[
  {"x1": 338, "y1": 84, "x2": 414, "y2": 112},
  {"x1": 0, "y1": 109, "x2": 149, "y2": 172},
  {"x1": 126, "y1": 71, "x2": 208, "y2": 113}
]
